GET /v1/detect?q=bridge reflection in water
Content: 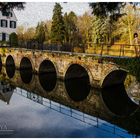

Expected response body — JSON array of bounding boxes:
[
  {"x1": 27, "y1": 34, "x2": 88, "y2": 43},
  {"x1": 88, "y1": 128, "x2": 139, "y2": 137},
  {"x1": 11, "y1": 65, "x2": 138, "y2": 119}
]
[
  {"x1": 0, "y1": 65, "x2": 140, "y2": 138},
  {"x1": 5, "y1": 55, "x2": 15, "y2": 79}
]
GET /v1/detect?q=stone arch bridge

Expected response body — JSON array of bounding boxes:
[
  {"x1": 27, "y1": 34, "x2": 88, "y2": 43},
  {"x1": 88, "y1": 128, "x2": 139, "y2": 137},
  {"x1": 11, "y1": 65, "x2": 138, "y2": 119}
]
[{"x1": 0, "y1": 48, "x2": 127, "y2": 88}]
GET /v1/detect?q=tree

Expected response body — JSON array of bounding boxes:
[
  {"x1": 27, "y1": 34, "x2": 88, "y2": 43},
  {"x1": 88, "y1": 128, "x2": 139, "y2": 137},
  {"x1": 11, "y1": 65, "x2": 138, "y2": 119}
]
[
  {"x1": 115, "y1": 4, "x2": 139, "y2": 45},
  {"x1": 44, "y1": 20, "x2": 52, "y2": 44},
  {"x1": 0, "y1": 2, "x2": 25, "y2": 13},
  {"x1": 63, "y1": 11, "x2": 85, "y2": 51},
  {"x1": 35, "y1": 22, "x2": 46, "y2": 48},
  {"x1": 17, "y1": 25, "x2": 36, "y2": 47},
  {"x1": 90, "y1": 3, "x2": 127, "y2": 45},
  {"x1": 16, "y1": 25, "x2": 25, "y2": 41},
  {"x1": 89, "y1": 2, "x2": 126, "y2": 20},
  {"x1": 51, "y1": 3, "x2": 65, "y2": 45},
  {"x1": 92, "y1": 16, "x2": 108, "y2": 43},
  {"x1": 64, "y1": 11, "x2": 77, "y2": 44},
  {"x1": 9, "y1": 32, "x2": 18, "y2": 47},
  {"x1": 24, "y1": 27, "x2": 36, "y2": 41},
  {"x1": 17, "y1": 26, "x2": 36, "y2": 41},
  {"x1": 77, "y1": 12, "x2": 92, "y2": 45}
]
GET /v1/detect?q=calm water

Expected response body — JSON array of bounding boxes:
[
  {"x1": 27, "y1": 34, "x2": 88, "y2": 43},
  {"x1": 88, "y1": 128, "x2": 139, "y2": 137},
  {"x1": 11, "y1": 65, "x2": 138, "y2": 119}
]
[{"x1": 0, "y1": 66, "x2": 140, "y2": 138}]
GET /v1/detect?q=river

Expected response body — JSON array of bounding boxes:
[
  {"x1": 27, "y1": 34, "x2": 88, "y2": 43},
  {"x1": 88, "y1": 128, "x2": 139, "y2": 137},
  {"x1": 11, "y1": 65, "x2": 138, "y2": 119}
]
[{"x1": 0, "y1": 65, "x2": 140, "y2": 138}]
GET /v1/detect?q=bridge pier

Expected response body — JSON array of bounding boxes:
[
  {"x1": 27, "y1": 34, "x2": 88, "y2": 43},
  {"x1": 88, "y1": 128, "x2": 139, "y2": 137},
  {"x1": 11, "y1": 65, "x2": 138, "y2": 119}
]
[{"x1": 0, "y1": 48, "x2": 127, "y2": 88}]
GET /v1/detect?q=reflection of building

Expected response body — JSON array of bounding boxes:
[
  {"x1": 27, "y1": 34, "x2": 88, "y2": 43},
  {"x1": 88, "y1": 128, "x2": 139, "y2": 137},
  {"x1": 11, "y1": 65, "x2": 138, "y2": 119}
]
[
  {"x1": 0, "y1": 10, "x2": 17, "y2": 41},
  {"x1": 0, "y1": 81, "x2": 14, "y2": 104}
]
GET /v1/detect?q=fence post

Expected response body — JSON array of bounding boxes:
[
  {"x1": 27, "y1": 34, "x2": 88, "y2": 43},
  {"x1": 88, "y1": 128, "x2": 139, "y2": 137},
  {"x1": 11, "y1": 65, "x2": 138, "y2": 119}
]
[
  {"x1": 50, "y1": 100, "x2": 51, "y2": 108},
  {"x1": 122, "y1": 44, "x2": 124, "y2": 56},
  {"x1": 83, "y1": 113, "x2": 85, "y2": 122},
  {"x1": 94, "y1": 43, "x2": 96, "y2": 54},
  {"x1": 113, "y1": 125, "x2": 116, "y2": 134},
  {"x1": 60, "y1": 104, "x2": 61, "y2": 112},
  {"x1": 138, "y1": 45, "x2": 140, "y2": 57},
  {"x1": 134, "y1": 45, "x2": 138, "y2": 57},
  {"x1": 70, "y1": 108, "x2": 72, "y2": 117},
  {"x1": 100, "y1": 44, "x2": 104, "y2": 57},
  {"x1": 119, "y1": 45, "x2": 122, "y2": 57},
  {"x1": 98, "y1": 44, "x2": 103, "y2": 63},
  {"x1": 107, "y1": 44, "x2": 110, "y2": 55},
  {"x1": 96, "y1": 117, "x2": 99, "y2": 128}
]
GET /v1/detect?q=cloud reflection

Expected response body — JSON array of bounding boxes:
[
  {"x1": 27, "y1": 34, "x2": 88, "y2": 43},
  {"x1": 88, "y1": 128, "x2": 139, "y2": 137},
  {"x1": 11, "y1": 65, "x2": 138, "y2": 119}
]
[{"x1": 0, "y1": 91, "x2": 122, "y2": 138}]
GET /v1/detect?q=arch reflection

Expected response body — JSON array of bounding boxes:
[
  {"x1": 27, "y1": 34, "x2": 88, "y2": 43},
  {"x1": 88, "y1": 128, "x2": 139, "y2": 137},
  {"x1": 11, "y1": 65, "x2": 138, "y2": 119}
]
[
  {"x1": 101, "y1": 84, "x2": 138, "y2": 117},
  {"x1": 6, "y1": 55, "x2": 15, "y2": 78},
  {"x1": 20, "y1": 69, "x2": 33, "y2": 84}
]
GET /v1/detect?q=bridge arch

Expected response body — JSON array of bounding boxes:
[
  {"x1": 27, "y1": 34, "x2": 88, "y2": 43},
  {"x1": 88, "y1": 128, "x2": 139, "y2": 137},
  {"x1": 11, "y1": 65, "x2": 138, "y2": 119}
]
[
  {"x1": 101, "y1": 69, "x2": 127, "y2": 88},
  {"x1": 38, "y1": 59, "x2": 58, "y2": 75},
  {"x1": 38, "y1": 59, "x2": 57, "y2": 92},
  {"x1": 64, "y1": 62, "x2": 92, "y2": 84},
  {"x1": 64, "y1": 63, "x2": 91, "y2": 101},
  {"x1": 5, "y1": 55, "x2": 15, "y2": 78},
  {"x1": 6, "y1": 55, "x2": 15, "y2": 67}
]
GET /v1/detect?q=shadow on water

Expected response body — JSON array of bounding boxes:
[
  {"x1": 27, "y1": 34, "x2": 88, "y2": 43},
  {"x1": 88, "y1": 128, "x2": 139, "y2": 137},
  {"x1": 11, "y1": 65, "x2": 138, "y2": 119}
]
[
  {"x1": 20, "y1": 57, "x2": 33, "y2": 84},
  {"x1": 39, "y1": 60, "x2": 57, "y2": 92},
  {"x1": 65, "y1": 64, "x2": 91, "y2": 101},
  {"x1": 6, "y1": 55, "x2": 15, "y2": 78},
  {"x1": 101, "y1": 84, "x2": 138, "y2": 117}
]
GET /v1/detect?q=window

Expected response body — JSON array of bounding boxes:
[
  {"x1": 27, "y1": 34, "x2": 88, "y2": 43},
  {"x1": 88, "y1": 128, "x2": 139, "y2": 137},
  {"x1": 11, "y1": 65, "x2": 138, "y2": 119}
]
[
  {"x1": 2, "y1": 12, "x2": 7, "y2": 16},
  {"x1": 1, "y1": 20, "x2": 7, "y2": 27},
  {"x1": 2, "y1": 33, "x2": 6, "y2": 41},
  {"x1": 10, "y1": 21, "x2": 16, "y2": 28},
  {"x1": 2, "y1": 11, "x2": 12, "y2": 17}
]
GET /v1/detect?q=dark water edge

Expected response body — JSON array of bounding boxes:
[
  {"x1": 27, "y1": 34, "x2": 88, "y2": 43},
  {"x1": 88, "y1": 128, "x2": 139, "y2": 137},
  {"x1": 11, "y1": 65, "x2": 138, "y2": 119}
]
[{"x1": 0, "y1": 66, "x2": 140, "y2": 138}]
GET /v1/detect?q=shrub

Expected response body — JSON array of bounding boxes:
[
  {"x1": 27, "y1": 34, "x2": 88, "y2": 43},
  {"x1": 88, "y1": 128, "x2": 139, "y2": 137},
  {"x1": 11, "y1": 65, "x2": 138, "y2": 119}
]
[{"x1": 9, "y1": 32, "x2": 18, "y2": 47}]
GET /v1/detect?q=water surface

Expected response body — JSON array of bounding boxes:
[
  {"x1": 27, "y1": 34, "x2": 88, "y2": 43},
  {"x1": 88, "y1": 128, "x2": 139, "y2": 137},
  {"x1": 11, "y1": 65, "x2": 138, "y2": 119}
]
[{"x1": 0, "y1": 66, "x2": 140, "y2": 138}]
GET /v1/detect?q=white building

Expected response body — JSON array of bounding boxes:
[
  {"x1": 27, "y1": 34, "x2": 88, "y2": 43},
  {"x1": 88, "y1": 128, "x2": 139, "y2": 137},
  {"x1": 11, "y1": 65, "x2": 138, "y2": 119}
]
[{"x1": 0, "y1": 10, "x2": 17, "y2": 42}]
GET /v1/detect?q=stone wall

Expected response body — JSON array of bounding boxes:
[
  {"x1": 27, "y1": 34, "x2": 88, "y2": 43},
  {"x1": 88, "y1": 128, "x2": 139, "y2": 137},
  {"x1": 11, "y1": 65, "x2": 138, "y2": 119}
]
[{"x1": 0, "y1": 48, "x2": 127, "y2": 88}]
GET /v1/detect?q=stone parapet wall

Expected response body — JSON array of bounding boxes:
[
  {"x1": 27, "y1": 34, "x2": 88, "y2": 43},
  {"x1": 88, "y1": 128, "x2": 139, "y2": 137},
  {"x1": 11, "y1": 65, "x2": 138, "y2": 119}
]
[{"x1": 0, "y1": 48, "x2": 127, "y2": 88}]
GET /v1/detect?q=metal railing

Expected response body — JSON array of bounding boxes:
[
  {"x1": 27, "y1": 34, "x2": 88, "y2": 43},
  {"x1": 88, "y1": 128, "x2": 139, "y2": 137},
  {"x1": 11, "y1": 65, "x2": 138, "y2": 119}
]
[
  {"x1": 15, "y1": 87, "x2": 138, "y2": 138},
  {"x1": 1, "y1": 42, "x2": 139, "y2": 58},
  {"x1": 86, "y1": 43, "x2": 140, "y2": 57}
]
